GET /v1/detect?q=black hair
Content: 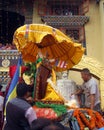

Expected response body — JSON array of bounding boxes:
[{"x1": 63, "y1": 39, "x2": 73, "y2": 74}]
[
  {"x1": 31, "y1": 118, "x2": 52, "y2": 130},
  {"x1": 81, "y1": 68, "x2": 91, "y2": 75},
  {"x1": 31, "y1": 118, "x2": 70, "y2": 130},
  {"x1": 42, "y1": 125, "x2": 64, "y2": 130},
  {"x1": 0, "y1": 84, "x2": 3, "y2": 91},
  {"x1": 16, "y1": 82, "x2": 31, "y2": 97},
  {"x1": 51, "y1": 122, "x2": 70, "y2": 130}
]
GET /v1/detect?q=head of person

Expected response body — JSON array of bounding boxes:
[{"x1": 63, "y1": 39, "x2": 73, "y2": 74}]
[
  {"x1": 31, "y1": 117, "x2": 52, "y2": 130},
  {"x1": 81, "y1": 68, "x2": 91, "y2": 82},
  {"x1": 16, "y1": 82, "x2": 32, "y2": 99},
  {"x1": 62, "y1": 71, "x2": 68, "y2": 79},
  {"x1": 42, "y1": 125, "x2": 64, "y2": 130}
]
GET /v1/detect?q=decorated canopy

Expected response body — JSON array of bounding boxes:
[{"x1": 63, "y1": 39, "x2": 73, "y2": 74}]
[{"x1": 13, "y1": 24, "x2": 84, "y2": 71}]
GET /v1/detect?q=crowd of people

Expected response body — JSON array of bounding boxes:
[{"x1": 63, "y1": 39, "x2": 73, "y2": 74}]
[
  {"x1": 0, "y1": 43, "x2": 16, "y2": 50},
  {"x1": 0, "y1": 67, "x2": 102, "y2": 130}
]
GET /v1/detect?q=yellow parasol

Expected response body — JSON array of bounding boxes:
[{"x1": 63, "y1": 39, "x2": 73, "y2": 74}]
[{"x1": 13, "y1": 24, "x2": 85, "y2": 71}]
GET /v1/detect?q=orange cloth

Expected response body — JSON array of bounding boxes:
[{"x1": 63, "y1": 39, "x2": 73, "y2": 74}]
[{"x1": 33, "y1": 106, "x2": 57, "y2": 119}]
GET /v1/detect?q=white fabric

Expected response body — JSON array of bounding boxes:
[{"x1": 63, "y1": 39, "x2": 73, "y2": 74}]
[
  {"x1": 0, "y1": 95, "x2": 4, "y2": 111},
  {"x1": 57, "y1": 79, "x2": 77, "y2": 101},
  {"x1": 25, "y1": 107, "x2": 37, "y2": 125}
]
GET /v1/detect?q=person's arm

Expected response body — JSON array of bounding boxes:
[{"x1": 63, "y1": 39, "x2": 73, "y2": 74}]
[
  {"x1": 25, "y1": 107, "x2": 37, "y2": 125},
  {"x1": 26, "y1": 96, "x2": 34, "y2": 104},
  {"x1": 71, "y1": 89, "x2": 83, "y2": 96},
  {"x1": 90, "y1": 94, "x2": 95, "y2": 110}
]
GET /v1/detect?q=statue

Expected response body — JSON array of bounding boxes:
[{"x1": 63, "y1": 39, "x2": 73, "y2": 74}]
[{"x1": 56, "y1": 71, "x2": 79, "y2": 107}]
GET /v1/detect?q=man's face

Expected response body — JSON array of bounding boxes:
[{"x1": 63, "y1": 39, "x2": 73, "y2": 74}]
[{"x1": 81, "y1": 72, "x2": 89, "y2": 82}]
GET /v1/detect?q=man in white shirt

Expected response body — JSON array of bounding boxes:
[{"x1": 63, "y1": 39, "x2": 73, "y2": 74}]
[
  {"x1": 71, "y1": 68, "x2": 101, "y2": 111},
  {"x1": 81, "y1": 68, "x2": 100, "y2": 111}
]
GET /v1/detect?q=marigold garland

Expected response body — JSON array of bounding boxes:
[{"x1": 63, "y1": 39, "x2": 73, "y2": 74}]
[
  {"x1": 94, "y1": 111, "x2": 104, "y2": 128},
  {"x1": 77, "y1": 115, "x2": 85, "y2": 130},
  {"x1": 79, "y1": 111, "x2": 91, "y2": 129},
  {"x1": 87, "y1": 109, "x2": 96, "y2": 129},
  {"x1": 73, "y1": 109, "x2": 85, "y2": 130},
  {"x1": 95, "y1": 120, "x2": 104, "y2": 128},
  {"x1": 72, "y1": 108, "x2": 104, "y2": 130}
]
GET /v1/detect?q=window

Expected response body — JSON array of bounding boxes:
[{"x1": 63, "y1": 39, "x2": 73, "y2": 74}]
[
  {"x1": 0, "y1": 0, "x2": 33, "y2": 44},
  {"x1": 66, "y1": 29, "x2": 79, "y2": 41}
]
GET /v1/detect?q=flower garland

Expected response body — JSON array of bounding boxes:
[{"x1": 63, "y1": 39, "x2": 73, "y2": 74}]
[
  {"x1": 94, "y1": 111, "x2": 104, "y2": 128},
  {"x1": 87, "y1": 109, "x2": 96, "y2": 129},
  {"x1": 73, "y1": 108, "x2": 104, "y2": 130},
  {"x1": 79, "y1": 111, "x2": 92, "y2": 129},
  {"x1": 73, "y1": 109, "x2": 85, "y2": 130}
]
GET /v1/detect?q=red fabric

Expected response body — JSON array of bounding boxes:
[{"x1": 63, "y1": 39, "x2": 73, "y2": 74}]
[
  {"x1": 0, "y1": 92, "x2": 3, "y2": 97},
  {"x1": 33, "y1": 106, "x2": 58, "y2": 120},
  {"x1": 9, "y1": 65, "x2": 27, "y2": 78}
]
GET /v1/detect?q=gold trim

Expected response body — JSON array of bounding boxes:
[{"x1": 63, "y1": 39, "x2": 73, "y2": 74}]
[
  {"x1": 72, "y1": 55, "x2": 104, "y2": 110},
  {"x1": 0, "y1": 67, "x2": 9, "y2": 72}
]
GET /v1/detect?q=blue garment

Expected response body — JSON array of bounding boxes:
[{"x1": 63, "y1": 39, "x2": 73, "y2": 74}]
[{"x1": 99, "y1": 128, "x2": 104, "y2": 130}]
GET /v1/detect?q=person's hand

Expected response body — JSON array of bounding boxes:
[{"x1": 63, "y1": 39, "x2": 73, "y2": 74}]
[
  {"x1": 71, "y1": 93, "x2": 75, "y2": 96},
  {"x1": 70, "y1": 93, "x2": 75, "y2": 99},
  {"x1": 26, "y1": 96, "x2": 34, "y2": 104}
]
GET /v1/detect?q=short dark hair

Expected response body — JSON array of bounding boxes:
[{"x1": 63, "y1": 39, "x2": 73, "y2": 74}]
[
  {"x1": 16, "y1": 82, "x2": 31, "y2": 97},
  {"x1": 81, "y1": 68, "x2": 91, "y2": 75},
  {"x1": 0, "y1": 85, "x2": 3, "y2": 91},
  {"x1": 31, "y1": 118, "x2": 52, "y2": 130},
  {"x1": 42, "y1": 125, "x2": 64, "y2": 130}
]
